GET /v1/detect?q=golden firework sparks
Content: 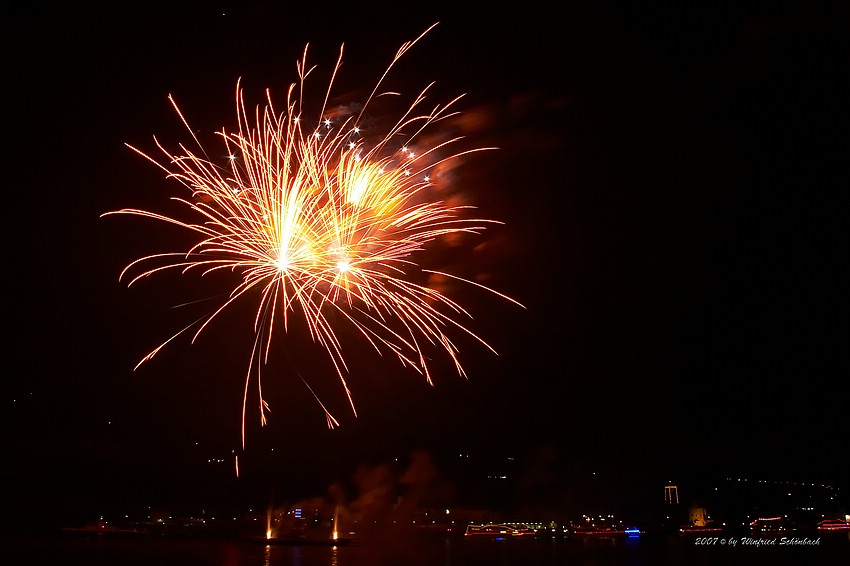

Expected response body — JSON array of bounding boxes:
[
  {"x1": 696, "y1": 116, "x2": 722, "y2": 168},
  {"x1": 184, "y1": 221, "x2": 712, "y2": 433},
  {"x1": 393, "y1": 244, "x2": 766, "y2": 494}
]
[{"x1": 103, "y1": 23, "x2": 522, "y2": 446}]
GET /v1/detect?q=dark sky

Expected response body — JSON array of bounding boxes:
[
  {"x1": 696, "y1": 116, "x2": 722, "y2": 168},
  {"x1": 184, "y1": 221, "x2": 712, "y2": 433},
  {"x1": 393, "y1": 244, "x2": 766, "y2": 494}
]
[{"x1": 6, "y1": 2, "x2": 848, "y2": 525}]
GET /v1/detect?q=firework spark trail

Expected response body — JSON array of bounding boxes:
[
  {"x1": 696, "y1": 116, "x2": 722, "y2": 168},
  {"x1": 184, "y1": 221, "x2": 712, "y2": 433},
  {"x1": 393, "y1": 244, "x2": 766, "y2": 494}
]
[{"x1": 103, "y1": 23, "x2": 523, "y2": 447}]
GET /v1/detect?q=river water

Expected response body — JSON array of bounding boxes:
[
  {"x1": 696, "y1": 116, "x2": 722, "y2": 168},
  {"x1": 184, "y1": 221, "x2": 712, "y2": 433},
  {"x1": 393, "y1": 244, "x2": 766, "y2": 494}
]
[{"x1": 3, "y1": 529, "x2": 848, "y2": 565}]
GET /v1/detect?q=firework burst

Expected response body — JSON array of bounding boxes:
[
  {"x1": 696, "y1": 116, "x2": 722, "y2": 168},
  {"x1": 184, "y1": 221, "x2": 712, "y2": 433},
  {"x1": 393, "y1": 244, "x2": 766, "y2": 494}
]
[{"x1": 103, "y1": 23, "x2": 522, "y2": 445}]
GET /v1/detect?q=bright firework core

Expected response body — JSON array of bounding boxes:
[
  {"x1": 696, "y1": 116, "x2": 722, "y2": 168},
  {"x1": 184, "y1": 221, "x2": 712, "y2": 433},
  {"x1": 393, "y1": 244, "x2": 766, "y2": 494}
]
[{"x1": 103, "y1": 23, "x2": 522, "y2": 446}]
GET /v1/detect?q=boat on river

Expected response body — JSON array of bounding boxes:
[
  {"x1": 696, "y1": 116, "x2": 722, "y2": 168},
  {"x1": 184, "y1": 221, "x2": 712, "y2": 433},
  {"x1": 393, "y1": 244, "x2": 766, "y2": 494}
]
[{"x1": 464, "y1": 523, "x2": 537, "y2": 537}]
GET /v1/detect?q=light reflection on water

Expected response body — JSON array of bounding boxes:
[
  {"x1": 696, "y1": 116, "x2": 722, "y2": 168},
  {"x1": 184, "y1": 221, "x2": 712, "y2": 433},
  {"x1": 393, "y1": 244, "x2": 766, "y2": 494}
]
[{"x1": 2, "y1": 531, "x2": 849, "y2": 566}]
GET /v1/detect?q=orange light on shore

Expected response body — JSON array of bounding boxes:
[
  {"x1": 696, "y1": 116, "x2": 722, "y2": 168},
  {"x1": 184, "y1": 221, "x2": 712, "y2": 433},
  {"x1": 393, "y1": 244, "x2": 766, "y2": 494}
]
[{"x1": 332, "y1": 504, "x2": 340, "y2": 541}]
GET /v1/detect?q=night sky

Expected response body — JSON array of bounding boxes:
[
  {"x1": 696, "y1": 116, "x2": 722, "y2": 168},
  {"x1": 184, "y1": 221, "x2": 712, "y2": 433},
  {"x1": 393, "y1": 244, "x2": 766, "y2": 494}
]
[{"x1": 6, "y1": 2, "x2": 848, "y2": 526}]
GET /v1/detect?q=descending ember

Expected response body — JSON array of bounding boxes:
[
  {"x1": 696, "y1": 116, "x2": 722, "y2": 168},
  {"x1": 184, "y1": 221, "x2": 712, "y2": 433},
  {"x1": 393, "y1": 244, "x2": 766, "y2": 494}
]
[{"x1": 103, "y1": 23, "x2": 522, "y2": 446}]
